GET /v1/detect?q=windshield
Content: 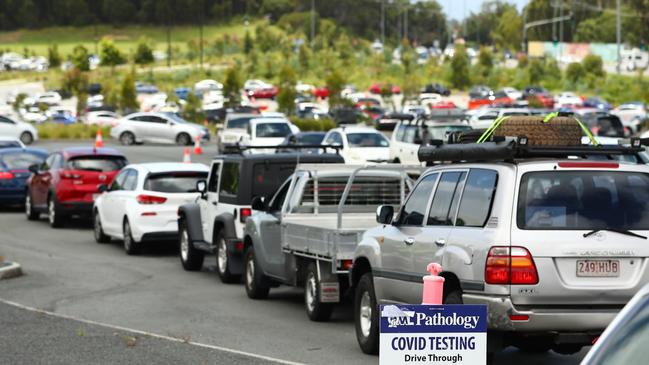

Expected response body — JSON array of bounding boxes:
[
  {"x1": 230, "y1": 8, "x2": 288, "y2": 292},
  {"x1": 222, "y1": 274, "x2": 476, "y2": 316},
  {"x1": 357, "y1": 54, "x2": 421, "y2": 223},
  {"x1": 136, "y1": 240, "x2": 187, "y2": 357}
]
[
  {"x1": 518, "y1": 171, "x2": 649, "y2": 230},
  {"x1": 256, "y1": 123, "x2": 291, "y2": 138},
  {"x1": 144, "y1": 171, "x2": 208, "y2": 193},
  {"x1": 163, "y1": 113, "x2": 187, "y2": 123},
  {"x1": 67, "y1": 156, "x2": 127, "y2": 172},
  {"x1": 226, "y1": 117, "x2": 252, "y2": 129},
  {"x1": 346, "y1": 133, "x2": 389, "y2": 147},
  {"x1": 427, "y1": 125, "x2": 472, "y2": 140},
  {"x1": 1, "y1": 151, "x2": 45, "y2": 169}
]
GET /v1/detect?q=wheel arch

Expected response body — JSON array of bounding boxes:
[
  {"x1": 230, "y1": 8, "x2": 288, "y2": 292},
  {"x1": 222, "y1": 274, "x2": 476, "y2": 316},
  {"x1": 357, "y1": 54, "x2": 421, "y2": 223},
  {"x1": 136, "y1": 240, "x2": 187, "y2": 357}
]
[
  {"x1": 439, "y1": 271, "x2": 462, "y2": 299},
  {"x1": 351, "y1": 256, "x2": 372, "y2": 289}
]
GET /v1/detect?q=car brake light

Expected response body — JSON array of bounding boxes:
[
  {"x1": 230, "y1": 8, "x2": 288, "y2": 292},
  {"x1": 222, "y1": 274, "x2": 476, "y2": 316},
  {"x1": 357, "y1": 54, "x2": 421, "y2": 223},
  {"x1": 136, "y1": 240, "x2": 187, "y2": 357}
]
[
  {"x1": 240, "y1": 207, "x2": 252, "y2": 223},
  {"x1": 485, "y1": 246, "x2": 538, "y2": 285},
  {"x1": 558, "y1": 161, "x2": 619, "y2": 169},
  {"x1": 0, "y1": 171, "x2": 14, "y2": 179},
  {"x1": 136, "y1": 194, "x2": 167, "y2": 204},
  {"x1": 141, "y1": 212, "x2": 157, "y2": 216},
  {"x1": 61, "y1": 171, "x2": 81, "y2": 179},
  {"x1": 509, "y1": 315, "x2": 529, "y2": 321}
]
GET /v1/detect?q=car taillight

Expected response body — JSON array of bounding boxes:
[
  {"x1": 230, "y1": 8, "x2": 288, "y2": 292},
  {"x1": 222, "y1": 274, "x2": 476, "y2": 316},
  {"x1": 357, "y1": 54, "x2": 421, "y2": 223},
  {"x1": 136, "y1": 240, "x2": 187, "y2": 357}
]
[
  {"x1": 60, "y1": 171, "x2": 81, "y2": 179},
  {"x1": 0, "y1": 171, "x2": 14, "y2": 179},
  {"x1": 240, "y1": 207, "x2": 252, "y2": 223},
  {"x1": 136, "y1": 194, "x2": 167, "y2": 204},
  {"x1": 485, "y1": 246, "x2": 538, "y2": 285}
]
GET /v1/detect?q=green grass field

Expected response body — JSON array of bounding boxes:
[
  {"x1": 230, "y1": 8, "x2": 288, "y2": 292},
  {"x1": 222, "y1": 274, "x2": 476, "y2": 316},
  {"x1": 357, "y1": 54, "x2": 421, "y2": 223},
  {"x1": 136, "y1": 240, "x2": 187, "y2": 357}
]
[{"x1": 0, "y1": 21, "x2": 257, "y2": 57}]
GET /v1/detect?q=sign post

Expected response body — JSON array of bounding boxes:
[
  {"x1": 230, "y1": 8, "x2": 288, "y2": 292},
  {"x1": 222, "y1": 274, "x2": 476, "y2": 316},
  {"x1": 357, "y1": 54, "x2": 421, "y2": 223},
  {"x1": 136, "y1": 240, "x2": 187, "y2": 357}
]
[{"x1": 379, "y1": 304, "x2": 488, "y2": 365}]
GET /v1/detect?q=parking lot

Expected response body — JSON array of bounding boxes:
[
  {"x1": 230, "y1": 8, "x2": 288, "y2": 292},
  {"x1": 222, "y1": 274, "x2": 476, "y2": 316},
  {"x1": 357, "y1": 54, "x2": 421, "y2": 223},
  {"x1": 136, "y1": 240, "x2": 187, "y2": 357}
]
[{"x1": 0, "y1": 140, "x2": 589, "y2": 365}]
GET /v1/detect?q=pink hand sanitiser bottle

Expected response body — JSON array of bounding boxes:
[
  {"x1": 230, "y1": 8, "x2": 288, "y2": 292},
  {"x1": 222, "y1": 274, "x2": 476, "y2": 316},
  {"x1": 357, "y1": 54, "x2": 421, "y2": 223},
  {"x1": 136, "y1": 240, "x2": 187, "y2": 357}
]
[{"x1": 422, "y1": 263, "x2": 445, "y2": 305}]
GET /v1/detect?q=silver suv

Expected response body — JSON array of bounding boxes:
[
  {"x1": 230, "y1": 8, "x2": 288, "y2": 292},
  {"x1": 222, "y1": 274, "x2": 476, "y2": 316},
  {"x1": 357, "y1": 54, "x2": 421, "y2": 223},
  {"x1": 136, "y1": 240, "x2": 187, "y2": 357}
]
[{"x1": 351, "y1": 138, "x2": 649, "y2": 358}]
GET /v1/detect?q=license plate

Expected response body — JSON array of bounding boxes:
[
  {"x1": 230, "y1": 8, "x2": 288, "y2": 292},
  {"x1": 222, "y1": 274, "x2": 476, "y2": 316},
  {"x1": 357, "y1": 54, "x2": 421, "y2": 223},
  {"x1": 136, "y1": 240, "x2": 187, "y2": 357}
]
[{"x1": 577, "y1": 260, "x2": 620, "y2": 277}]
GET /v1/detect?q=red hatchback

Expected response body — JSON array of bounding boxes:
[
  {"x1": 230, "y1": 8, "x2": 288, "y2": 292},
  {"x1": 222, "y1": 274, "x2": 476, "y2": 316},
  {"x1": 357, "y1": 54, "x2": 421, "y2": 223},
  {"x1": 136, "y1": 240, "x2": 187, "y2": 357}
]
[{"x1": 25, "y1": 147, "x2": 128, "y2": 228}]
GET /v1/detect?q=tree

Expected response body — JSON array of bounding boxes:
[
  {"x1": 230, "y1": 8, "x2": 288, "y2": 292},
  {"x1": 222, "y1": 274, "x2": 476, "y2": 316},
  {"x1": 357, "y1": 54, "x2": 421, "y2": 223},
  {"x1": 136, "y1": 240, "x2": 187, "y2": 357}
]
[
  {"x1": 277, "y1": 64, "x2": 297, "y2": 115},
  {"x1": 223, "y1": 65, "x2": 243, "y2": 108},
  {"x1": 298, "y1": 44, "x2": 310, "y2": 73},
  {"x1": 527, "y1": 59, "x2": 545, "y2": 85},
  {"x1": 70, "y1": 45, "x2": 90, "y2": 71},
  {"x1": 183, "y1": 92, "x2": 205, "y2": 124},
  {"x1": 102, "y1": 0, "x2": 136, "y2": 24},
  {"x1": 574, "y1": 13, "x2": 617, "y2": 43},
  {"x1": 133, "y1": 37, "x2": 154, "y2": 65},
  {"x1": 450, "y1": 45, "x2": 471, "y2": 89},
  {"x1": 491, "y1": 7, "x2": 523, "y2": 51},
  {"x1": 582, "y1": 54, "x2": 605, "y2": 77},
  {"x1": 565, "y1": 62, "x2": 585, "y2": 84},
  {"x1": 260, "y1": 0, "x2": 294, "y2": 20},
  {"x1": 99, "y1": 38, "x2": 126, "y2": 68},
  {"x1": 47, "y1": 45, "x2": 62, "y2": 68},
  {"x1": 325, "y1": 69, "x2": 347, "y2": 109},
  {"x1": 477, "y1": 46, "x2": 494, "y2": 78},
  {"x1": 244, "y1": 30, "x2": 254, "y2": 54},
  {"x1": 120, "y1": 72, "x2": 139, "y2": 113}
]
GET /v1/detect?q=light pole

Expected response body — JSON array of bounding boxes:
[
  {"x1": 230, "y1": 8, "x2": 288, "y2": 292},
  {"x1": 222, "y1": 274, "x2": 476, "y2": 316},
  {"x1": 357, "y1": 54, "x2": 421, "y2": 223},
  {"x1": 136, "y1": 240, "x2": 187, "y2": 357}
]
[
  {"x1": 381, "y1": 0, "x2": 385, "y2": 45},
  {"x1": 616, "y1": 0, "x2": 621, "y2": 74},
  {"x1": 310, "y1": 0, "x2": 315, "y2": 47}
]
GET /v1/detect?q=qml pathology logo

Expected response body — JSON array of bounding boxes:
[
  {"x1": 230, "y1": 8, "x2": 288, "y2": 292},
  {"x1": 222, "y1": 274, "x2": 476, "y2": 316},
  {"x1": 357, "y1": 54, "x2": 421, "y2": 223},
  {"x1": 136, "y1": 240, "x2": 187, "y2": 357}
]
[
  {"x1": 381, "y1": 305, "x2": 480, "y2": 330},
  {"x1": 381, "y1": 305, "x2": 416, "y2": 328}
]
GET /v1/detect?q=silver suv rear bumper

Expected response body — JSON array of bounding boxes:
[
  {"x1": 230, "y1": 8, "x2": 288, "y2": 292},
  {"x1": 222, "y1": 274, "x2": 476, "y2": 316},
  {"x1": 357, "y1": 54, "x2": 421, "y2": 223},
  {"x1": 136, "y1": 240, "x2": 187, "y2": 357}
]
[{"x1": 463, "y1": 293, "x2": 620, "y2": 332}]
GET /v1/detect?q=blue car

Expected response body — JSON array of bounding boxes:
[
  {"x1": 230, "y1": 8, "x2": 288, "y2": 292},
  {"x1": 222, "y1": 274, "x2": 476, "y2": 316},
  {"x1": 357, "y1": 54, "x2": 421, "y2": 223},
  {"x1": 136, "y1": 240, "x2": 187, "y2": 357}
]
[
  {"x1": 174, "y1": 87, "x2": 191, "y2": 100},
  {"x1": 0, "y1": 148, "x2": 48, "y2": 204},
  {"x1": 51, "y1": 112, "x2": 77, "y2": 125},
  {"x1": 583, "y1": 97, "x2": 613, "y2": 111}
]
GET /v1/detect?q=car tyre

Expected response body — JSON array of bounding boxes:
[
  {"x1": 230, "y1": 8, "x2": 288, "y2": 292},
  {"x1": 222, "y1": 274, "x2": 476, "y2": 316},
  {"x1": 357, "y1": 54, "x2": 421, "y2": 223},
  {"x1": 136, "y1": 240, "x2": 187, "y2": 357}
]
[
  {"x1": 354, "y1": 272, "x2": 379, "y2": 355},
  {"x1": 305, "y1": 262, "x2": 334, "y2": 322},
  {"x1": 244, "y1": 246, "x2": 270, "y2": 299},
  {"x1": 93, "y1": 210, "x2": 111, "y2": 244},
  {"x1": 123, "y1": 219, "x2": 140, "y2": 255},
  {"x1": 443, "y1": 287, "x2": 463, "y2": 304},
  {"x1": 48, "y1": 194, "x2": 64, "y2": 228},
  {"x1": 25, "y1": 191, "x2": 39, "y2": 221},
  {"x1": 176, "y1": 133, "x2": 191, "y2": 146},
  {"x1": 215, "y1": 231, "x2": 240, "y2": 283},
  {"x1": 178, "y1": 219, "x2": 204, "y2": 271},
  {"x1": 119, "y1": 131, "x2": 136, "y2": 146},
  {"x1": 20, "y1": 131, "x2": 34, "y2": 145}
]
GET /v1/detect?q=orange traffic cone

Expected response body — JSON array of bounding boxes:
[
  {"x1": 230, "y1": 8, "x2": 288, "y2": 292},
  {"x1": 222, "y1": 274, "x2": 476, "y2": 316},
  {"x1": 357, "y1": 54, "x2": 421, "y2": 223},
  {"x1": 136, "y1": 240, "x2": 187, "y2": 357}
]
[
  {"x1": 193, "y1": 135, "x2": 203, "y2": 155},
  {"x1": 183, "y1": 147, "x2": 191, "y2": 163},
  {"x1": 95, "y1": 129, "x2": 104, "y2": 148},
  {"x1": 203, "y1": 119, "x2": 209, "y2": 127}
]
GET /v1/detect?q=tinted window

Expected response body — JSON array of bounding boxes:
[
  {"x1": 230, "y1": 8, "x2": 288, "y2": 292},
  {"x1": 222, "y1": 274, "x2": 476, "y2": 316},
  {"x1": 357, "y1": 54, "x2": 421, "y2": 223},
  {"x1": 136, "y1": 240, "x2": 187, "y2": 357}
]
[
  {"x1": 122, "y1": 170, "x2": 138, "y2": 191},
  {"x1": 219, "y1": 162, "x2": 240, "y2": 197},
  {"x1": 255, "y1": 123, "x2": 292, "y2": 138},
  {"x1": 226, "y1": 117, "x2": 252, "y2": 129},
  {"x1": 518, "y1": 171, "x2": 649, "y2": 230},
  {"x1": 403, "y1": 125, "x2": 419, "y2": 144},
  {"x1": 144, "y1": 171, "x2": 208, "y2": 193},
  {"x1": 397, "y1": 173, "x2": 438, "y2": 226},
  {"x1": 346, "y1": 133, "x2": 389, "y2": 147},
  {"x1": 456, "y1": 169, "x2": 498, "y2": 227},
  {"x1": 109, "y1": 170, "x2": 129, "y2": 191},
  {"x1": 0, "y1": 116, "x2": 15, "y2": 124},
  {"x1": 295, "y1": 134, "x2": 325, "y2": 145},
  {"x1": 251, "y1": 163, "x2": 297, "y2": 199},
  {"x1": 67, "y1": 156, "x2": 127, "y2": 172},
  {"x1": 0, "y1": 151, "x2": 46, "y2": 169},
  {"x1": 325, "y1": 132, "x2": 343, "y2": 145},
  {"x1": 268, "y1": 180, "x2": 291, "y2": 212},
  {"x1": 428, "y1": 172, "x2": 465, "y2": 226},
  {"x1": 207, "y1": 162, "x2": 221, "y2": 192},
  {"x1": 394, "y1": 124, "x2": 407, "y2": 141}
]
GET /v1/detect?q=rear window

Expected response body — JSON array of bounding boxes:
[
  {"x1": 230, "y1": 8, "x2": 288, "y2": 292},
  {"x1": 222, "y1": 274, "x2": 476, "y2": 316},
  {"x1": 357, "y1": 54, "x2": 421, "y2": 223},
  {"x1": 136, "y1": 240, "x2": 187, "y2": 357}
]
[
  {"x1": 226, "y1": 117, "x2": 252, "y2": 129},
  {"x1": 256, "y1": 123, "x2": 291, "y2": 138},
  {"x1": 518, "y1": 171, "x2": 649, "y2": 230},
  {"x1": 251, "y1": 163, "x2": 298, "y2": 198},
  {"x1": 295, "y1": 134, "x2": 325, "y2": 145},
  {"x1": 144, "y1": 171, "x2": 208, "y2": 193},
  {"x1": 1, "y1": 151, "x2": 46, "y2": 169},
  {"x1": 67, "y1": 156, "x2": 127, "y2": 172},
  {"x1": 347, "y1": 133, "x2": 389, "y2": 147}
]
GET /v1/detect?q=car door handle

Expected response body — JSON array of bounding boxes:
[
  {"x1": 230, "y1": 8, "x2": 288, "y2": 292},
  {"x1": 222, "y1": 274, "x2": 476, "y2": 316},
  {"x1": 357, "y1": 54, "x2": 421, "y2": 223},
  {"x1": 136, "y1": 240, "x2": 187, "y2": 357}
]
[
  {"x1": 211, "y1": 201, "x2": 217, "y2": 206},
  {"x1": 435, "y1": 239, "x2": 446, "y2": 247},
  {"x1": 404, "y1": 237, "x2": 415, "y2": 246}
]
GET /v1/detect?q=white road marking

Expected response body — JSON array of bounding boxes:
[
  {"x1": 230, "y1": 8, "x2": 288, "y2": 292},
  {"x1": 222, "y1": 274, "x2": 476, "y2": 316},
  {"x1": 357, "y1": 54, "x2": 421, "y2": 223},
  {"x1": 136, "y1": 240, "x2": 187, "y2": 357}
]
[{"x1": 0, "y1": 297, "x2": 305, "y2": 365}]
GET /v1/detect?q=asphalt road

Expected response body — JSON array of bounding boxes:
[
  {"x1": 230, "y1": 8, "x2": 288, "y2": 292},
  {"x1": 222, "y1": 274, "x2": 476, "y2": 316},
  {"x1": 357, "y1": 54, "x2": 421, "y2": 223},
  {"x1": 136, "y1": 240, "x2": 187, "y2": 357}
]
[{"x1": 0, "y1": 140, "x2": 589, "y2": 365}]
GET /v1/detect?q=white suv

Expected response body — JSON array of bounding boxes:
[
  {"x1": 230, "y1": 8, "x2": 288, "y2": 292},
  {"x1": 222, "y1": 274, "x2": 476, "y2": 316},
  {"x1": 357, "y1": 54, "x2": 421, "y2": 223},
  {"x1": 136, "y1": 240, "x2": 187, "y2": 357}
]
[
  {"x1": 323, "y1": 127, "x2": 390, "y2": 164},
  {"x1": 390, "y1": 118, "x2": 471, "y2": 164},
  {"x1": 218, "y1": 116, "x2": 298, "y2": 153}
]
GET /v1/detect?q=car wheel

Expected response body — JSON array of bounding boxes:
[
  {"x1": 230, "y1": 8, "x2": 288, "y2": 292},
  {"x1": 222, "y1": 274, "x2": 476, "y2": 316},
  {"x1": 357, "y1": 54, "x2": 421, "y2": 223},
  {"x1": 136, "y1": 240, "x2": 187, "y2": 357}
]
[
  {"x1": 93, "y1": 210, "x2": 110, "y2": 244},
  {"x1": 48, "y1": 194, "x2": 64, "y2": 228},
  {"x1": 443, "y1": 287, "x2": 463, "y2": 304},
  {"x1": 122, "y1": 219, "x2": 140, "y2": 255},
  {"x1": 25, "y1": 191, "x2": 39, "y2": 221},
  {"x1": 178, "y1": 219, "x2": 204, "y2": 271},
  {"x1": 305, "y1": 262, "x2": 334, "y2": 321},
  {"x1": 215, "y1": 231, "x2": 240, "y2": 283},
  {"x1": 176, "y1": 133, "x2": 191, "y2": 146},
  {"x1": 119, "y1": 132, "x2": 136, "y2": 146},
  {"x1": 244, "y1": 246, "x2": 270, "y2": 299},
  {"x1": 355, "y1": 272, "x2": 379, "y2": 355},
  {"x1": 20, "y1": 132, "x2": 34, "y2": 145}
]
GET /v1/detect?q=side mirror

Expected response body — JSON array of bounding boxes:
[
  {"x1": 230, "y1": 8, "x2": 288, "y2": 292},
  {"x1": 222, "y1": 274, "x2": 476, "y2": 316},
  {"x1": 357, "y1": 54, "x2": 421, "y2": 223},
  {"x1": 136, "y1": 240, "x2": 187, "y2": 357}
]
[
  {"x1": 251, "y1": 196, "x2": 266, "y2": 211},
  {"x1": 196, "y1": 180, "x2": 207, "y2": 198},
  {"x1": 97, "y1": 184, "x2": 108, "y2": 193},
  {"x1": 28, "y1": 164, "x2": 39, "y2": 174},
  {"x1": 376, "y1": 205, "x2": 394, "y2": 225}
]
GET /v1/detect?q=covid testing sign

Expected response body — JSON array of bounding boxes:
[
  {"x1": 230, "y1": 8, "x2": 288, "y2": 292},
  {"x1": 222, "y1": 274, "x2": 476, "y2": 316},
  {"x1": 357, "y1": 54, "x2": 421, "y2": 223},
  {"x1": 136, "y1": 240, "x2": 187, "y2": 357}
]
[{"x1": 380, "y1": 304, "x2": 487, "y2": 365}]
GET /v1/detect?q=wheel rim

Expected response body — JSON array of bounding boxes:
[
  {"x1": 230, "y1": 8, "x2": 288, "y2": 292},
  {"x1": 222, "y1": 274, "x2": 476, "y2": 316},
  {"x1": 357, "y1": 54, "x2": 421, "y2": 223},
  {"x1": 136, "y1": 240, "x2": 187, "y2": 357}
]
[
  {"x1": 217, "y1": 239, "x2": 228, "y2": 275},
  {"x1": 122, "y1": 133, "x2": 134, "y2": 145},
  {"x1": 48, "y1": 199, "x2": 55, "y2": 225},
  {"x1": 94, "y1": 214, "x2": 102, "y2": 240},
  {"x1": 25, "y1": 194, "x2": 31, "y2": 216},
  {"x1": 21, "y1": 133, "x2": 32, "y2": 144},
  {"x1": 180, "y1": 228, "x2": 189, "y2": 262},
  {"x1": 359, "y1": 291, "x2": 373, "y2": 338},
  {"x1": 305, "y1": 272, "x2": 317, "y2": 313},
  {"x1": 123, "y1": 222, "x2": 131, "y2": 250},
  {"x1": 246, "y1": 253, "x2": 255, "y2": 289},
  {"x1": 179, "y1": 134, "x2": 189, "y2": 145}
]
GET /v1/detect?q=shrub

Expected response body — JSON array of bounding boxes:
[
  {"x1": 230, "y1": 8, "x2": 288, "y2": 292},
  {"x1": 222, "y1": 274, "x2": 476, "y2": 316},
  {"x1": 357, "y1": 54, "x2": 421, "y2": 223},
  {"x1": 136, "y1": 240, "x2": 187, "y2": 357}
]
[
  {"x1": 133, "y1": 37, "x2": 154, "y2": 65},
  {"x1": 47, "y1": 44, "x2": 61, "y2": 68},
  {"x1": 99, "y1": 37, "x2": 126, "y2": 67},
  {"x1": 289, "y1": 117, "x2": 336, "y2": 132},
  {"x1": 582, "y1": 54, "x2": 605, "y2": 77},
  {"x1": 449, "y1": 45, "x2": 470, "y2": 89},
  {"x1": 565, "y1": 62, "x2": 585, "y2": 84}
]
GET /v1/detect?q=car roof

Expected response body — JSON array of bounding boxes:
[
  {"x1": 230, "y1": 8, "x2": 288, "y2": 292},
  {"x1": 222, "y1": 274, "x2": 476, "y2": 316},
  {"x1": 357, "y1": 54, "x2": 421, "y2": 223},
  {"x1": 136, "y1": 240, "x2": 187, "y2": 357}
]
[
  {"x1": 0, "y1": 147, "x2": 47, "y2": 155},
  {"x1": 214, "y1": 153, "x2": 343, "y2": 164},
  {"x1": 331, "y1": 126, "x2": 380, "y2": 134},
  {"x1": 128, "y1": 162, "x2": 209, "y2": 174},
  {"x1": 250, "y1": 117, "x2": 289, "y2": 124},
  {"x1": 61, "y1": 147, "x2": 124, "y2": 158}
]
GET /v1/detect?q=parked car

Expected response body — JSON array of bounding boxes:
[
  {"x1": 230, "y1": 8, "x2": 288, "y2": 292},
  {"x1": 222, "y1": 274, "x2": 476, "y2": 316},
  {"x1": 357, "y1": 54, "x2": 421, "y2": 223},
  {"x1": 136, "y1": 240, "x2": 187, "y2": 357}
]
[
  {"x1": 469, "y1": 85, "x2": 492, "y2": 99},
  {"x1": 402, "y1": 105, "x2": 427, "y2": 118},
  {"x1": 93, "y1": 163, "x2": 209, "y2": 254},
  {"x1": 421, "y1": 83, "x2": 451, "y2": 97},
  {"x1": 583, "y1": 97, "x2": 612, "y2": 111},
  {"x1": 580, "y1": 283, "x2": 649, "y2": 364},
  {"x1": 244, "y1": 79, "x2": 278, "y2": 99},
  {"x1": 555, "y1": 92, "x2": 583, "y2": 108},
  {"x1": 25, "y1": 147, "x2": 128, "y2": 227},
  {"x1": 35, "y1": 91, "x2": 62, "y2": 105},
  {"x1": 0, "y1": 147, "x2": 48, "y2": 205},
  {"x1": 0, "y1": 114, "x2": 38, "y2": 145},
  {"x1": 523, "y1": 86, "x2": 554, "y2": 108},
  {"x1": 374, "y1": 112, "x2": 414, "y2": 131},
  {"x1": 611, "y1": 102, "x2": 648, "y2": 133},
  {"x1": 502, "y1": 87, "x2": 522, "y2": 101},
  {"x1": 85, "y1": 111, "x2": 120, "y2": 127},
  {"x1": 218, "y1": 116, "x2": 298, "y2": 153},
  {"x1": 296, "y1": 103, "x2": 328, "y2": 119},
  {"x1": 177, "y1": 151, "x2": 343, "y2": 282},
  {"x1": 111, "y1": 112, "x2": 209, "y2": 146},
  {"x1": 468, "y1": 91, "x2": 513, "y2": 110},
  {"x1": 135, "y1": 82, "x2": 159, "y2": 95},
  {"x1": 573, "y1": 111, "x2": 626, "y2": 138},
  {"x1": 330, "y1": 107, "x2": 364, "y2": 125},
  {"x1": 391, "y1": 117, "x2": 471, "y2": 164},
  {"x1": 194, "y1": 79, "x2": 223, "y2": 94},
  {"x1": 468, "y1": 108, "x2": 531, "y2": 129},
  {"x1": 323, "y1": 127, "x2": 390, "y2": 164},
  {"x1": 0, "y1": 137, "x2": 25, "y2": 149},
  {"x1": 278, "y1": 132, "x2": 327, "y2": 153},
  {"x1": 243, "y1": 164, "x2": 415, "y2": 320},
  {"x1": 351, "y1": 137, "x2": 649, "y2": 357}
]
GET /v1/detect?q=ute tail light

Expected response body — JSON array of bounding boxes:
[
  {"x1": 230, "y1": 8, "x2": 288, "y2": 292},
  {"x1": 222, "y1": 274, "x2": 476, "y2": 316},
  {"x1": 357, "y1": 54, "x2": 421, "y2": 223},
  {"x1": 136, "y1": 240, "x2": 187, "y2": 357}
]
[
  {"x1": 136, "y1": 194, "x2": 167, "y2": 205},
  {"x1": 239, "y1": 207, "x2": 252, "y2": 223},
  {"x1": 485, "y1": 246, "x2": 539, "y2": 285},
  {"x1": 0, "y1": 171, "x2": 15, "y2": 179}
]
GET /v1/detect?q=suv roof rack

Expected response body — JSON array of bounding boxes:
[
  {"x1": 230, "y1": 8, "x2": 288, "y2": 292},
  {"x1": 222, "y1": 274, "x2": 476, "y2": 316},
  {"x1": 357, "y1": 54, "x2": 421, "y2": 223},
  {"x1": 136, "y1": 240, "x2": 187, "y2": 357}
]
[
  {"x1": 418, "y1": 136, "x2": 647, "y2": 164},
  {"x1": 221, "y1": 144, "x2": 342, "y2": 155}
]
